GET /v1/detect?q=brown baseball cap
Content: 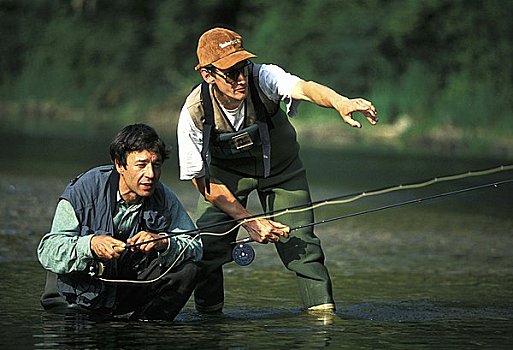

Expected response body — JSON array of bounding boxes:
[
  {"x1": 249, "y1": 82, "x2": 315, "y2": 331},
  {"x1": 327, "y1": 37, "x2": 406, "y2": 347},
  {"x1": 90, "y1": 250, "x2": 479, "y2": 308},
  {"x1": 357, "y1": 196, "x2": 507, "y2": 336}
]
[{"x1": 195, "y1": 27, "x2": 257, "y2": 71}]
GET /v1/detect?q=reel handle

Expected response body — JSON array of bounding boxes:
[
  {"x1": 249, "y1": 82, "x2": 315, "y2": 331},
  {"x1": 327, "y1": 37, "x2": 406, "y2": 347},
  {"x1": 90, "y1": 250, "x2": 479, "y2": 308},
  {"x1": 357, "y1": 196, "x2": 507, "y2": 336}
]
[{"x1": 234, "y1": 237, "x2": 254, "y2": 244}]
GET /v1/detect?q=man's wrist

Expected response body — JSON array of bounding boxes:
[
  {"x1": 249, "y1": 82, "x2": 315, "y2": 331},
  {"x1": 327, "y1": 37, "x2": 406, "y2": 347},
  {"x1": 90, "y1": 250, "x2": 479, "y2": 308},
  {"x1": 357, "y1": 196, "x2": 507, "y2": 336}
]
[{"x1": 333, "y1": 97, "x2": 350, "y2": 110}]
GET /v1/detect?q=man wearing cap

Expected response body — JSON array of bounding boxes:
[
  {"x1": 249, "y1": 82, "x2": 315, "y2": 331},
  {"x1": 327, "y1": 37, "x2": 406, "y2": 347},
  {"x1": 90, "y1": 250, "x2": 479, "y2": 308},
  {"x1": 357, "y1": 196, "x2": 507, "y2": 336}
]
[{"x1": 177, "y1": 27, "x2": 378, "y2": 314}]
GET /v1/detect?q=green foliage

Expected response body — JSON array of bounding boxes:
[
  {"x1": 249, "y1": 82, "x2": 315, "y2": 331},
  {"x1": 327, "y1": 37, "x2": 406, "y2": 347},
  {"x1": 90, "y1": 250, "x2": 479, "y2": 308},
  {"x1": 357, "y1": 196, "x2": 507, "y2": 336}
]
[
  {"x1": 370, "y1": 0, "x2": 513, "y2": 129},
  {"x1": 1, "y1": 0, "x2": 512, "y2": 154},
  {"x1": 242, "y1": 0, "x2": 379, "y2": 93}
]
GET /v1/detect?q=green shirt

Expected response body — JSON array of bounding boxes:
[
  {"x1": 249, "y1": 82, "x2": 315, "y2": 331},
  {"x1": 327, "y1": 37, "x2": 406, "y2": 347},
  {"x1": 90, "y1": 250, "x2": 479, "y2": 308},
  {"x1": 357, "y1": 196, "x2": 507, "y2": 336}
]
[{"x1": 38, "y1": 196, "x2": 202, "y2": 275}]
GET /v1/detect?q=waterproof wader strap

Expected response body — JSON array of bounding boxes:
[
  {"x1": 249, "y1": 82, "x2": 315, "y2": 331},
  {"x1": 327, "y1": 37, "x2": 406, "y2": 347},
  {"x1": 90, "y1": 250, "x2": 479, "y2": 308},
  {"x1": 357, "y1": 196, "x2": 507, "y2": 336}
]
[
  {"x1": 248, "y1": 65, "x2": 272, "y2": 177},
  {"x1": 200, "y1": 82, "x2": 213, "y2": 193},
  {"x1": 256, "y1": 120, "x2": 271, "y2": 177}
]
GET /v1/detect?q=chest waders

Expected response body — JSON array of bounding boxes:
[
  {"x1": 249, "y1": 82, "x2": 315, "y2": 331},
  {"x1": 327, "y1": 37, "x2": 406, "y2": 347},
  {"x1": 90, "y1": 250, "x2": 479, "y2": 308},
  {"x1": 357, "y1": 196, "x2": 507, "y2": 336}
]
[
  {"x1": 199, "y1": 63, "x2": 280, "y2": 192},
  {"x1": 190, "y1": 64, "x2": 334, "y2": 312}
]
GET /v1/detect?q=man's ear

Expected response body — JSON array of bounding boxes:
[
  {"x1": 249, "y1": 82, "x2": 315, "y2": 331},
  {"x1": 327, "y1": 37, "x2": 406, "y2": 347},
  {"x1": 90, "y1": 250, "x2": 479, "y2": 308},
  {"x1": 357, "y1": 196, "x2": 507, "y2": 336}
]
[
  {"x1": 200, "y1": 68, "x2": 216, "y2": 84},
  {"x1": 114, "y1": 159, "x2": 124, "y2": 173}
]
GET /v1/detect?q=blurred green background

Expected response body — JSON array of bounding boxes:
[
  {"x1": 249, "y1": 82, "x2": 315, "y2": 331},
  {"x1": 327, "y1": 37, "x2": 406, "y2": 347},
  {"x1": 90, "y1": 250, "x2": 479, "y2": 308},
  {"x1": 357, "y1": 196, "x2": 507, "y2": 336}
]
[{"x1": 1, "y1": 0, "x2": 512, "y2": 157}]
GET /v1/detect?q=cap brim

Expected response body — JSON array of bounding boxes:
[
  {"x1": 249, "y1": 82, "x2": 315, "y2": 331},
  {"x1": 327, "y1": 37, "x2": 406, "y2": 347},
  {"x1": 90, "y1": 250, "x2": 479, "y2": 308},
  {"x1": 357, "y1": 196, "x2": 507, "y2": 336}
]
[
  {"x1": 214, "y1": 50, "x2": 257, "y2": 70},
  {"x1": 195, "y1": 50, "x2": 257, "y2": 71}
]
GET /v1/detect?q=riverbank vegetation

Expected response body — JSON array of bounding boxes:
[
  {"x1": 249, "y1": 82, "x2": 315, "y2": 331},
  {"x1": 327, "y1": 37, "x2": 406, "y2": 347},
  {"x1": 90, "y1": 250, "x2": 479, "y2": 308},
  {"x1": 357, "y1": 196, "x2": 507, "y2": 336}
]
[{"x1": 1, "y1": 0, "x2": 512, "y2": 158}]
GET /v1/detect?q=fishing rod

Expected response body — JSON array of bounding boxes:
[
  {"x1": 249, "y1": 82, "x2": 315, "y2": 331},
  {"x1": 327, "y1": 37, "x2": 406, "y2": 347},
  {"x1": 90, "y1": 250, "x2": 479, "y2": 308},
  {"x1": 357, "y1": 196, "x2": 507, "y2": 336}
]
[
  {"x1": 95, "y1": 165, "x2": 513, "y2": 281},
  {"x1": 123, "y1": 164, "x2": 513, "y2": 251},
  {"x1": 242, "y1": 178, "x2": 513, "y2": 240},
  {"x1": 229, "y1": 178, "x2": 513, "y2": 266}
]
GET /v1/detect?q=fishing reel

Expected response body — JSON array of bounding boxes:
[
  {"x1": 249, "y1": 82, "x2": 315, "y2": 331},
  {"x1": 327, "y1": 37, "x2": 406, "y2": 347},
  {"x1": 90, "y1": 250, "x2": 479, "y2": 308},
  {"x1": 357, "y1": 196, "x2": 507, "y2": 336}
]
[
  {"x1": 231, "y1": 238, "x2": 255, "y2": 266},
  {"x1": 88, "y1": 261, "x2": 106, "y2": 278}
]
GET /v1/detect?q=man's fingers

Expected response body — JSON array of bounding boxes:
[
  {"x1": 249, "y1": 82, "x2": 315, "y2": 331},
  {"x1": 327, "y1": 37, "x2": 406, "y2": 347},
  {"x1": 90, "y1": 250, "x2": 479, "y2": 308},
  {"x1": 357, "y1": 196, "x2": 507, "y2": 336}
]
[
  {"x1": 268, "y1": 221, "x2": 290, "y2": 238},
  {"x1": 113, "y1": 245, "x2": 126, "y2": 253},
  {"x1": 344, "y1": 115, "x2": 362, "y2": 128},
  {"x1": 268, "y1": 229, "x2": 287, "y2": 242},
  {"x1": 258, "y1": 236, "x2": 270, "y2": 244},
  {"x1": 127, "y1": 231, "x2": 161, "y2": 252},
  {"x1": 280, "y1": 226, "x2": 290, "y2": 238},
  {"x1": 343, "y1": 110, "x2": 380, "y2": 128},
  {"x1": 343, "y1": 99, "x2": 378, "y2": 127},
  {"x1": 356, "y1": 98, "x2": 376, "y2": 113},
  {"x1": 134, "y1": 239, "x2": 153, "y2": 252},
  {"x1": 367, "y1": 115, "x2": 379, "y2": 125},
  {"x1": 91, "y1": 236, "x2": 125, "y2": 259},
  {"x1": 105, "y1": 244, "x2": 123, "y2": 259},
  {"x1": 274, "y1": 228, "x2": 289, "y2": 238},
  {"x1": 360, "y1": 102, "x2": 378, "y2": 125}
]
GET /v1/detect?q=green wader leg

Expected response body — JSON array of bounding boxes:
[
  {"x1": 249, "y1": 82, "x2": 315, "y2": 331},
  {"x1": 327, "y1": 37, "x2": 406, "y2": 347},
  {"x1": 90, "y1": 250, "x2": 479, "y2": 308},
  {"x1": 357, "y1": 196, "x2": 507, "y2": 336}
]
[
  {"x1": 194, "y1": 162, "x2": 334, "y2": 311},
  {"x1": 258, "y1": 169, "x2": 334, "y2": 309},
  {"x1": 193, "y1": 177, "x2": 257, "y2": 313}
]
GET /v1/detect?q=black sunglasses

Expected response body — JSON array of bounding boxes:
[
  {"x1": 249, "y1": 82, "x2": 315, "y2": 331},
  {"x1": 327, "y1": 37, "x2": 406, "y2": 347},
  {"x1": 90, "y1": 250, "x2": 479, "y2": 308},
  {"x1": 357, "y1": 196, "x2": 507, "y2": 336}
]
[{"x1": 210, "y1": 61, "x2": 250, "y2": 84}]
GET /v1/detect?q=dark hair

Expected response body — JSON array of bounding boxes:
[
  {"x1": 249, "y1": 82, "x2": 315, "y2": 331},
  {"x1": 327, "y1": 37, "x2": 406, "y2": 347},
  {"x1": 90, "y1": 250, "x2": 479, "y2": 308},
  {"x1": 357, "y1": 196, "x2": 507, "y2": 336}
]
[{"x1": 110, "y1": 124, "x2": 170, "y2": 167}]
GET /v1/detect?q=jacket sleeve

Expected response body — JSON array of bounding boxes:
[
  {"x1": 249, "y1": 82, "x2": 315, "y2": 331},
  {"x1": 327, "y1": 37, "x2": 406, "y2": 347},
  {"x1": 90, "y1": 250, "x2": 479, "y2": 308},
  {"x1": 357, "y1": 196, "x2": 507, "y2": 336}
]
[
  {"x1": 157, "y1": 189, "x2": 203, "y2": 266},
  {"x1": 37, "y1": 199, "x2": 94, "y2": 274}
]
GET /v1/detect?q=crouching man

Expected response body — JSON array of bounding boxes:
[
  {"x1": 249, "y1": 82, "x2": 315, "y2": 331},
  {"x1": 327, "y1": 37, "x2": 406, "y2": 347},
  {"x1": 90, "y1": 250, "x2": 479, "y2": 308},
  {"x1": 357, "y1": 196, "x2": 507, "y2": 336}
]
[{"x1": 38, "y1": 123, "x2": 202, "y2": 321}]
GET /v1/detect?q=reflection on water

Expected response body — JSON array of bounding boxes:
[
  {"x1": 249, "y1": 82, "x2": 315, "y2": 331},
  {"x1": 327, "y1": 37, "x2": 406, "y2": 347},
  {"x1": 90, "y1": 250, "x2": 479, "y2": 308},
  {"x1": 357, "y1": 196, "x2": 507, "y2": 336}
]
[
  {"x1": 1, "y1": 262, "x2": 513, "y2": 349},
  {"x1": 1, "y1": 136, "x2": 513, "y2": 348}
]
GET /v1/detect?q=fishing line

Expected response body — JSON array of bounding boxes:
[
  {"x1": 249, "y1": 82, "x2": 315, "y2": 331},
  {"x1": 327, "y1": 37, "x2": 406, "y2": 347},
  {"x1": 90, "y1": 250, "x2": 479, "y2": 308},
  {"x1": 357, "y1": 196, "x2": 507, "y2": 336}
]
[
  {"x1": 288, "y1": 178, "x2": 513, "y2": 232},
  {"x1": 97, "y1": 165, "x2": 513, "y2": 283},
  {"x1": 97, "y1": 233, "x2": 201, "y2": 284},
  {"x1": 229, "y1": 178, "x2": 513, "y2": 264},
  {"x1": 124, "y1": 164, "x2": 513, "y2": 249}
]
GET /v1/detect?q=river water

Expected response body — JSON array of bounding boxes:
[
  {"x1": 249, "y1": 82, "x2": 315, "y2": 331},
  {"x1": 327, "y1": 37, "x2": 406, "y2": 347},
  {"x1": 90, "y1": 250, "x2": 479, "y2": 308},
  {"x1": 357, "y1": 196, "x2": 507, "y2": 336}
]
[{"x1": 1, "y1": 134, "x2": 512, "y2": 349}]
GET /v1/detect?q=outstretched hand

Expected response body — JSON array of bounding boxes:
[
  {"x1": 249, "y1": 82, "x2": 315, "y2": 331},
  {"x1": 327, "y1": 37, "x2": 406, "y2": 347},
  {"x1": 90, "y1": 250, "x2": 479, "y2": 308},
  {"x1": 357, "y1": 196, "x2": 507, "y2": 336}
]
[
  {"x1": 335, "y1": 98, "x2": 378, "y2": 128},
  {"x1": 290, "y1": 80, "x2": 378, "y2": 128}
]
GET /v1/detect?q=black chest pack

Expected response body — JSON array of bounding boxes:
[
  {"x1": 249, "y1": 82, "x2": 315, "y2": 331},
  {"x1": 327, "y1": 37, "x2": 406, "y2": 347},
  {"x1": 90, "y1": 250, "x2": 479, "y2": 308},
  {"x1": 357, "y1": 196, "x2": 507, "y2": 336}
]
[{"x1": 200, "y1": 63, "x2": 279, "y2": 191}]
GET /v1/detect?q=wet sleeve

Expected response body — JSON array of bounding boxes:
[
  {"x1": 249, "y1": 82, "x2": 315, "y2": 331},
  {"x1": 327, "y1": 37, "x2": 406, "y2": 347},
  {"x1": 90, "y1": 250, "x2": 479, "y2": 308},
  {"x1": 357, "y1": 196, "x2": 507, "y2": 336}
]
[{"x1": 37, "y1": 199, "x2": 94, "y2": 274}]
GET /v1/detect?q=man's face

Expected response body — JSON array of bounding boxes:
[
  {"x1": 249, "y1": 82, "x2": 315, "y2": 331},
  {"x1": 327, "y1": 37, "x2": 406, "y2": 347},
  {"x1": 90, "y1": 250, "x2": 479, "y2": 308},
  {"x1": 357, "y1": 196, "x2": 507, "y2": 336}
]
[
  {"x1": 115, "y1": 150, "x2": 162, "y2": 203},
  {"x1": 203, "y1": 61, "x2": 250, "y2": 104}
]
